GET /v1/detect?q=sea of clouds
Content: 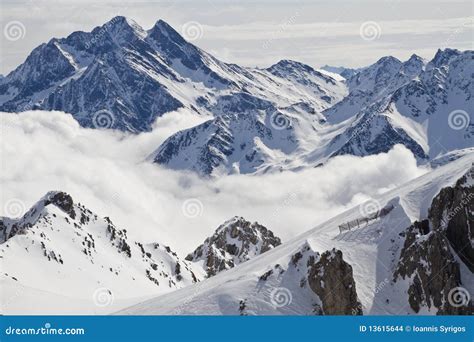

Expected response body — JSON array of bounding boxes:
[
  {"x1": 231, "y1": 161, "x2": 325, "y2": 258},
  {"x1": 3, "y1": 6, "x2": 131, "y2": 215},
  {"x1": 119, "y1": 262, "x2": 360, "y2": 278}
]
[{"x1": 1, "y1": 110, "x2": 428, "y2": 255}]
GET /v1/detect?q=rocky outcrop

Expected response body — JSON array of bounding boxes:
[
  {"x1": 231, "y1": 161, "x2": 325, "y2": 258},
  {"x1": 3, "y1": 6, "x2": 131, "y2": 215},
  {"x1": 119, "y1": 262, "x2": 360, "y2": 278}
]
[
  {"x1": 393, "y1": 168, "x2": 474, "y2": 314},
  {"x1": 0, "y1": 191, "x2": 200, "y2": 299},
  {"x1": 308, "y1": 249, "x2": 362, "y2": 315},
  {"x1": 186, "y1": 216, "x2": 281, "y2": 277},
  {"x1": 44, "y1": 191, "x2": 76, "y2": 219},
  {"x1": 255, "y1": 243, "x2": 362, "y2": 315},
  {"x1": 429, "y1": 168, "x2": 473, "y2": 272},
  {"x1": 393, "y1": 221, "x2": 472, "y2": 314}
]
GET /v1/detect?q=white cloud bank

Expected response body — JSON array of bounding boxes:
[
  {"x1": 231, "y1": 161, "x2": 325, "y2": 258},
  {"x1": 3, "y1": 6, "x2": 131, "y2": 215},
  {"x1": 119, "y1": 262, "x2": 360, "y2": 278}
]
[{"x1": 0, "y1": 110, "x2": 428, "y2": 255}]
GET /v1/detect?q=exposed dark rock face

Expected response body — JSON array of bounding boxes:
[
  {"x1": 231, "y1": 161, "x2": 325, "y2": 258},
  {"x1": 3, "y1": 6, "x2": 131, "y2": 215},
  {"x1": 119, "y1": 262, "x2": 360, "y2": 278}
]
[
  {"x1": 186, "y1": 216, "x2": 281, "y2": 277},
  {"x1": 255, "y1": 243, "x2": 362, "y2": 315},
  {"x1": 393, "y1": 168, "x2": 474, "y2": 314},
  {"x1": 429, "y1": 168, "x2": 473, "y2": 272},
  {"x1": 45, "y1": 192, "x2": 76, "y2": 219},
  {"x1": 0, "y1": 191, "x2": 78, "y2": 242},
  {"x1": 393, "y1": 221, "x2": 472, "y2": 314},
  {"x1": 308, "y1": 249, "x2": 362, "y2": 315}
]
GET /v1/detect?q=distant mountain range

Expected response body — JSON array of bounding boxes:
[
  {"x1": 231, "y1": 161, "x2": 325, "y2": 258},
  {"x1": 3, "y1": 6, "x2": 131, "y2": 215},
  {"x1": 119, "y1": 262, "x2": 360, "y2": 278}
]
[{"x1": 1, "y1": 16, "x2": 472, "y2": 176}]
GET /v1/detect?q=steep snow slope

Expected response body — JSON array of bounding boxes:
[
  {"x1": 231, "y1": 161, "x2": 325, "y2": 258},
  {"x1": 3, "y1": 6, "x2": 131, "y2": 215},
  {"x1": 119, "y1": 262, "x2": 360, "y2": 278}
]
[
  {"x1": 327, "y1": 50, "x2": 473, "y2": 162},
  {"x1": 0, "y1": 191, "x2": 200, "y2": 314},
  {"x1": 149, "y1": 92, "x2": 327, "y2": 176},
  {"x1": 120, "y1": 153, "x2": 474, "y2": 315},
  {"x1": 323, "y1": 54, "x2": 426, "y2": 125}
]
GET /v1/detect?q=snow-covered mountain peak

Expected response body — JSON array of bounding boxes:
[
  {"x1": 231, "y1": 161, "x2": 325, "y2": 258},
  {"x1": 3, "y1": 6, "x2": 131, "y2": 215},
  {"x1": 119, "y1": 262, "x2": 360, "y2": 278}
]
[
  {"x1": 402, "y1": 54, "x2": 426, "y2": 76},
  {"x1": 88, "y1": 16, "x2": 148, "y2": 48},
  {"x1": 0, "y1": 191, "x2": 77, "y2": 244},
  {"x1": 267, "y1": 59, "x2": 338, "y2": 84},
  {"x1": 185, "y1": 216, "x2": 282, "y2": 277},
  {"x1": 375, "y1": 55, "x2": 403, "y2": 67},
  {"x1": 148, "y1": 19, "x2": 187, "y2": 45},
  {"x1": 0, "y1": 191, "x2": 201, "y2": 314},
  {"x1": 104, "y1": 16, "x2": 145, "y2": 35},
  {"x1": 268, "y1": 59, "x2": 315, "y2": 73},
  {"x1": 426, "y1": 48, "x2": 462, "y2": 70}
]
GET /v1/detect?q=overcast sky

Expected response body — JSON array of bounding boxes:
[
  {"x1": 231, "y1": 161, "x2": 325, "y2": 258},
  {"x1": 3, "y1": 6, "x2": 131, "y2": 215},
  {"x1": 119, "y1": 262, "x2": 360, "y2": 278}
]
[{"x1": 0, "y1": 0, "x2": 473, "y2": 75}]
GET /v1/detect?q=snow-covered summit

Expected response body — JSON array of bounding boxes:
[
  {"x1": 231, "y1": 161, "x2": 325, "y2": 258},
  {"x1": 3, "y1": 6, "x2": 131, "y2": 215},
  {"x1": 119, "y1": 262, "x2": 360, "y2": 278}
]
[
  {"x1": 0, "y1": 191, "x2": 200, "y2": 314},
  {"x1": 0, "y1": 16, "x2": 344, "y2": 134},
  {"x1": 185, "y1": 216, "x2": 281, "y2": 277}
]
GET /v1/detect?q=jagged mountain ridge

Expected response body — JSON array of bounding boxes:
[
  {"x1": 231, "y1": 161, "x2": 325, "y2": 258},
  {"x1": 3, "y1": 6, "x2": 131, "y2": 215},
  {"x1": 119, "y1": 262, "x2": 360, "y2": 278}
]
[
  {"x1": 185, "y1": 216, "x2": 281, "y2": 277},
  {"x1": 0, "y1": 191, "x2": 201, "y2": 313},
  {"x1": 326, "y1": 49, "x2": 474, "y2": 161},
  {"x1": 120, "y1": 153, "x2": 474, "y2": 315},
  {"x1": 1, "y1": 17, "x2": 471, "y2": 176},
  {"x1": 153, "y1": 48, "x2": 473, "y2": 175},
  {"x1": 0, "y1": 193, "x2": 279, "y2": 314},
  {"x1": 0, "y1": 16, "x2": 345, "y2": 133}
]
